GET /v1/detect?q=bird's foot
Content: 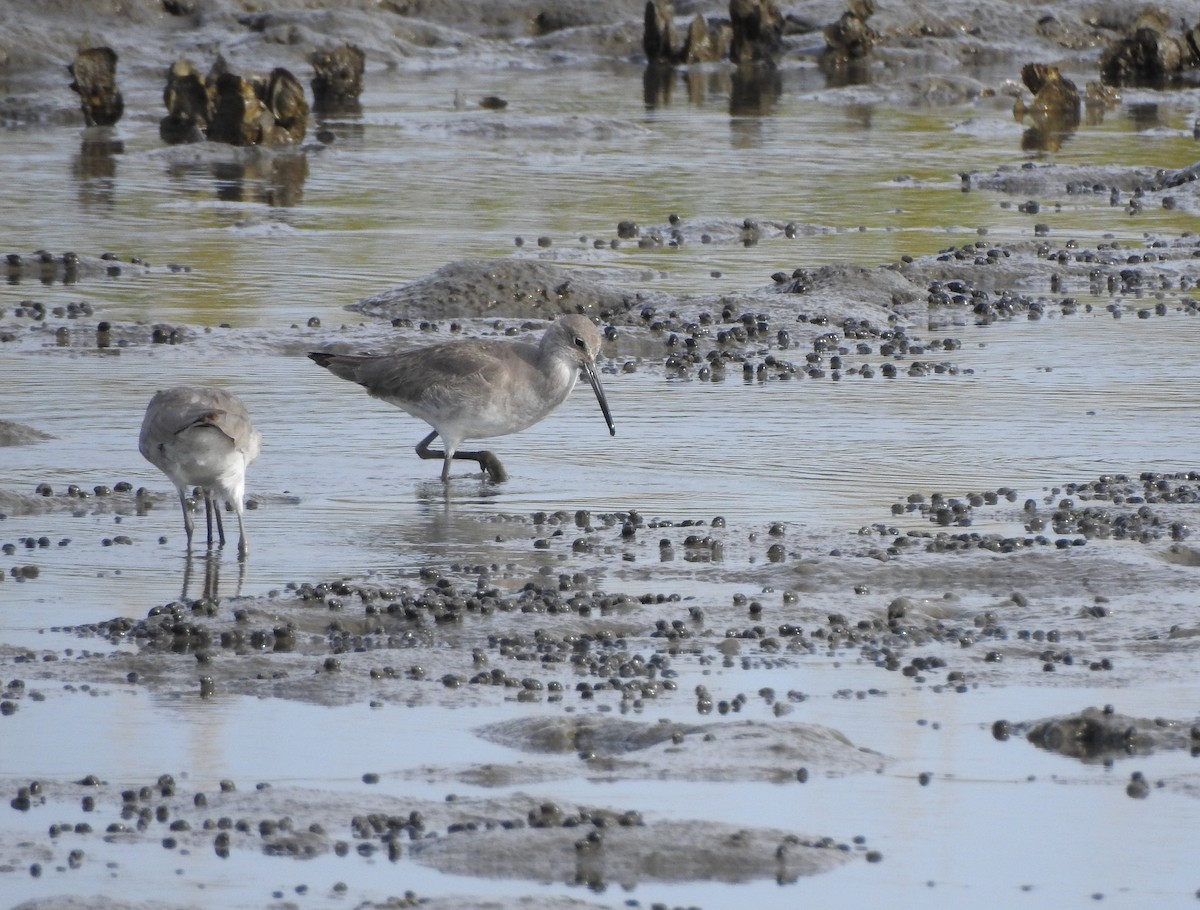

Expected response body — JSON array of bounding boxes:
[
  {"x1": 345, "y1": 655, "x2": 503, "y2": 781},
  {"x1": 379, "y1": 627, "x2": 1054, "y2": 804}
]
[{"x1": 479, "y1": 452, "x2": 508, "y2": 483}]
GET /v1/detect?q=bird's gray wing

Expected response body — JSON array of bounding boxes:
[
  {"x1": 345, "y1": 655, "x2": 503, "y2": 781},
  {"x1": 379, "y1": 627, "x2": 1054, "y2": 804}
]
[
  {"x1": 140, "y1": 388, "x2": 259, "y2": 459},
  {"x1": 340, "y1": 340, "x2": 534, "y2": 410}
]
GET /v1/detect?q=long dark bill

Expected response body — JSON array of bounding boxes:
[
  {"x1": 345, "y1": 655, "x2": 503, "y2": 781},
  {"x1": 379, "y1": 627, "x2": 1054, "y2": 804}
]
[{"x1": 583, "y1": 362, "x2": 616, "y2": 436}]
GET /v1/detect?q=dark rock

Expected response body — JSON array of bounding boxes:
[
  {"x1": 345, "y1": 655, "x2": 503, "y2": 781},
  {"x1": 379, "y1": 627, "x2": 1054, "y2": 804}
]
[
  {"x1": 205, "y1": 66, "x2": 306, "y2": 146},
  {"x1": 265, "y1": 67, "x2": 308, "y2": 144},
  {"x1": 643, "y1": 2, "x2": 729, "y2": 65},
  {"x1": 1014, "y1": 64, "x2": 1080, "y2": 153},
  {"x1": 1019, "y1": 63, "x2": 1081, "y2": 114},
  {"x1": 729, "y1": 0, "x2": 783, "y2": 64},
  {"x1": 1100, "y1": 10, "x2": 1192, "y2": 87},
  {"x1": 822, "y1": 7, "x2": 879, "y2": 65},
  {"x1": 643, "y1": 1, "x2": 679, "y2": 63},
  {"x1": 681, "y1": 14, "x2": 731, "y2": 63},
  {"x1": 160, "y1": 59, "x2": 211, "y2": 144},
  {"x1": 311, "y1": 44, "x2": 364, "y2": 112},
  {"x1": 68, "y1": 46, "x2": 123, "y2": 126},
  {"x1": 208, "y1": 71, "x2": 271, "y2": 146},
  {"x1": 1024, "y1": 706, "x2": 1193, "y2": 762}
]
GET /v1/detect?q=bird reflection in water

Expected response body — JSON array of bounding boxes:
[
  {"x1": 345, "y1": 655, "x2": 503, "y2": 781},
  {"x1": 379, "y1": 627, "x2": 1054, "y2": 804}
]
[{"x1": 181, "y1": 549, "x2": 246, "y2": 602}]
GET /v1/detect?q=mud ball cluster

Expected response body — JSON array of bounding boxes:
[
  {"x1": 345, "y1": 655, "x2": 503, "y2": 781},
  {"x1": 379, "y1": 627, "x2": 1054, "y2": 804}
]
[
  {"x1": 72, "y1": 569, "x2": 689, "y2": 706},
  {"x1": 95, "y1": 320, "x2": 191, "y2": 349},
  {"x1": 4, "y1": 250, "x2": 84, "y2": 285},
  {"x1": 646, "y1": 301, "x2": 966, "y2": 383},
  {"x1": 0, "y1": 680, "x2": 22, "y2": 715},
  {"x1": 933, "y1": 240, "x2": 1016, "y2": 268},
  {"x1": 78, "y1": 603, "x2": 224, "y2": 652},
  {"x1": 925, "y1": 272, "x2": 1048, "y2": 323},
  {"x1": 887, "y1": 473, "x2": 1199, "y2": 552},
  {"x1": 3, "y1": 249, "x2": 159, "y2": 286},
  {"x1": 898, "y1": 487, "x2": 1020, "y2": 527},
  {"x1": 1034, "y1": 472, "x2": 1199, "y2": 542}
]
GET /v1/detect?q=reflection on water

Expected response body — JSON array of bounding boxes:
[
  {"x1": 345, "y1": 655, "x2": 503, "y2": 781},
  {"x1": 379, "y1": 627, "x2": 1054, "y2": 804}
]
[
  {"x1": 157, "y1": 147, "x2": 310, "y2": 207},
  {"x1": 4, "y1": 250, "x2": 83, "y2": 286},
  {"x1": 5, "y1": 62, "x2": 1193, "y2": 321},
  {"x1": 816, "y1": 55, "x2": 873, "y2": 89},
  {"x1": 313, "y1": 113, "x2": 365, "y2": 148},
  {"x1": 209, "y1": 151, "x2": 309, "y2": 206},
  {"x1": 72, "y1": 130, "x2": 123, "y2": 211},
  {"x1": 313, "y1": 97, "x2": 363, "y2": 119},
  {"x1": 180, "y1": 549, "x2": 246, "y2": 601},
  {"x1": 6, "y1": 59, "x2": 1200, "y2": 910},
  {"x1": 1127, "y1": 100, "x2": 1166, "y2": 132},
  {"x1": 1, "y1": 315, "x2": 1198, "y2": 613},
  {"x1": 1019, "y1": 108, "x2": 1081, "y2": 153},
  {"x1": 729, "y1": 62, "x2": 782, "y2": 117},
  {"x1": 642, "y1": 62, "x2": 674, "y2": 108},
  {"x1": 642, "y1": 61, "x2": 782, "y2": 119}
]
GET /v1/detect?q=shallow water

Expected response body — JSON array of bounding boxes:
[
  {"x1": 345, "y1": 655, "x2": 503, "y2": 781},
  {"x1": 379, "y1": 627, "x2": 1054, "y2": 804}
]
[
  {"x1": 3, "y1": 682, "x2": 1200, "y2": 909},
  {"x1": 3, "y1": 314, "x2": 1198, "y2": 632},
  {"x1": 4, "y1": 50, "x2": 1200, "y2": 910}
]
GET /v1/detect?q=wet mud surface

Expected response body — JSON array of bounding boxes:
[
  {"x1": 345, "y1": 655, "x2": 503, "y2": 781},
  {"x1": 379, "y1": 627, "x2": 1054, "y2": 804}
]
[
  {"x1": 6, "y1": 476, "x2": 1200, "y2": 906},
  {"x1": 5, "y1": 0, "x2": 1200, "y2": 908}
]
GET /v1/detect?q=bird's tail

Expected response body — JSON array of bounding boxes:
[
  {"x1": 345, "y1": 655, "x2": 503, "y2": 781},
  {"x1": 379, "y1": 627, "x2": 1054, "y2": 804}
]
[{"x1": 179, "y1": 409, "x2": 227, "y2": 434}]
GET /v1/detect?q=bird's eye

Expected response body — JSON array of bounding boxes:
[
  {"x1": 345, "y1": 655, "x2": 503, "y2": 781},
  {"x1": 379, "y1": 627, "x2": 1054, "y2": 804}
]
[{"x1": 574, "y1": 336, "x2": 586, "y2": 349}]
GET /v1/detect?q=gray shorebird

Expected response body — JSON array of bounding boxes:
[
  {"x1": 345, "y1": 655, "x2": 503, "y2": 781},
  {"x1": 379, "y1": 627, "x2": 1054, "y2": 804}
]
[
  {"x1": 139, "y1": 386, "x2": 263, "y2": 557},
  {"x1": 308, "y1": 314, "x2": 616, "y2": 483}
]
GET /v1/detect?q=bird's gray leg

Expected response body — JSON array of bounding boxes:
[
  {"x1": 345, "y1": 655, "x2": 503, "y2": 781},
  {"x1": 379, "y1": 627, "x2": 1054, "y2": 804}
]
[
  {"x1": 203, "y1": 492, "x2": 214, "y2": 547},
  {"x1": 206, "y1": 493, "x2": 226, "y2": 548},
  {"x1": 415, "y1": 431, "x2": 450, "y2": 481},
  {"x1": 178, "y1": 490, "x2": 195, "y2": 548},
  {"x1": 416, "y1": 431, "x2": 508, "y2": 483},
  {"x1": 234, "y1": 507, "x2": 249, "y2": 560}
]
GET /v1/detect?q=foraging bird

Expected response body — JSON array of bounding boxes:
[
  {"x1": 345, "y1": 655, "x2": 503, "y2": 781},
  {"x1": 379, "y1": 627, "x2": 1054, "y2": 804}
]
[
  {"x1": 139, "y1": 386, "x2": 263, "y2": 557},
  {"x1": 308, "y1": 314, "x2": 615, "y2": 483}
]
